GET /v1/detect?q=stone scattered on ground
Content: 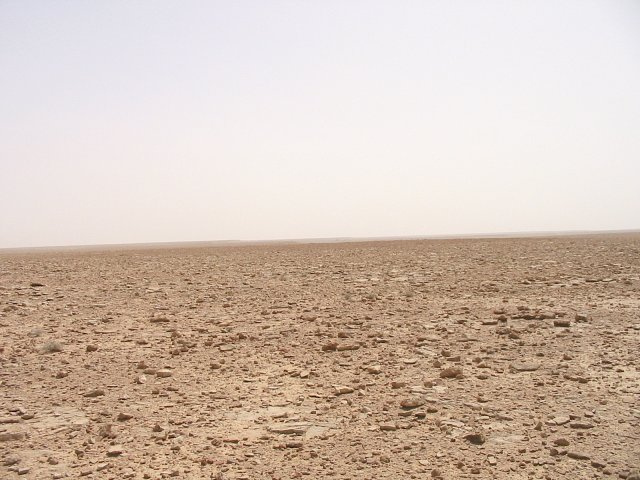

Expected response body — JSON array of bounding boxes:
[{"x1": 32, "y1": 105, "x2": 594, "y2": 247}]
[{"x1": 1, "y1": 234, "x2": 639, "y2": 478}]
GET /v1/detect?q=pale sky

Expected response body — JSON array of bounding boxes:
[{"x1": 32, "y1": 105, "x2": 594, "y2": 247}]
[{"x1": 1, "y1": 1, "x2": 639, "y2": 248}]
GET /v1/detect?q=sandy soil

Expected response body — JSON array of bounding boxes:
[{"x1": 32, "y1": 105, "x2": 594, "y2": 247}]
[{"x1": 1, "y1": 234, "x2": 639, "y2": 479}]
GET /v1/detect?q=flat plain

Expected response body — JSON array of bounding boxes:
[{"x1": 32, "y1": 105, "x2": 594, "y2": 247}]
[{"x1": 1, "y1": 234, "x2": 639, "y2": 479}]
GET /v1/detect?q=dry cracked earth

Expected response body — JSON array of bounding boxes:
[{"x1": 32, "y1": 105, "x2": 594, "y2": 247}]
[{"x1": 1, "y1": 234, "x2": 639, "y2": 480}]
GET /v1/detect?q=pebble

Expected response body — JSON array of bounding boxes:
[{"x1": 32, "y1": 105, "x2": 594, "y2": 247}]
[
  {"x1": 0, "y1": 432, "x2": 26, "y2": 442},
  {"x1": 268, "y1": 424, "x2": 308, "y2": 435},
  {"x1": 379, "y1": 423, "x2": 397, "y2": 431},
  {"x1": 464, "y1": 433, "x2": 486, "y2": 445},
  {"x1": 156, "y1": 369, "x2": 173, "y2": 378},
  {"x1": 83, "y1": 388, "x2": 105, "y2": 397},
  {"x1": 626, "y1": 470, "x2": 640, "y2": 480},
  {"x1": 2, "y1": 455, "x2": 21, "y2": 466},
  {"x1": 334, "y1": 386, "x2": 354, "y2": 395},
  {"x1": 569, "y1": 422, "x2": 594, "y2": 429},
  {"x1": 400, "y1": 397, "x2": 425, "y2": 409},
  {"x1": 553, "y1": 319, "x2": 571, "y2": 327},
  {"x1": 107, "y1": 445, "x2": 124, "y2": 457},
  {"x1": 0, "y1": 417, "x2": 21, "y2": 424},
  {"x1": 567, "y1": 451, "x2": 590, "y2": 460},
  {"x1": 322, "y1": 342, "x2": 338, "y2": 352},
  {"x1": 439, "y1": 367, "x2": 463, "y2": 378},
  {"x1": 510, "y1": 361, "x2": 541, "y2": 372}
]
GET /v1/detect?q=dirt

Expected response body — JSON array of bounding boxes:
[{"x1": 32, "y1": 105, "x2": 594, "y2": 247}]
[{"x1": 1, "y1": 234, "x2": 639, "y2": 479}]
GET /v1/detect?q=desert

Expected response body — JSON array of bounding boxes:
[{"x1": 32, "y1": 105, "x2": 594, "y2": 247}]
[{"x1": 1, "y1": 234, "x2": 639, "y2": 479}]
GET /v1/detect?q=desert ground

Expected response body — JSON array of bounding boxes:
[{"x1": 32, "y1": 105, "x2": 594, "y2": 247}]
[{"x1": 1, "y1": 234, "x2": 639, "y2": 479}]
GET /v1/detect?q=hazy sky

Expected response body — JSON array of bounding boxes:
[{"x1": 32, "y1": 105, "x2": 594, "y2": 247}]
[{"x1": 1, "y1": 1, "x2": 639, "y2": 248}]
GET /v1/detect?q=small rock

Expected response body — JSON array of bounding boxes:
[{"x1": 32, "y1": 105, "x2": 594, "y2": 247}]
[
  {"x1": 510, "y1": 361, "x2": 540, "y2": 372},
  {"x1": 379, "y1": 423, "x2": 397, "y2": 431},
  {"x1": 83, "y1": 389, "x2": 105, "y2": 398},
  {"x1": 117, "y1": 412, "x2": 134, "y2": 421},
  {"x1": 400, "y1": 397, "x2": 425, "y2": 409},
  {"x1": 553, "y1": 319, "x2": 571, "y2": 327},
  {"x1": 574, "y1": 313, "x2": 590, "y2": 322},
  {"x1": 0, "y1": 417, "x2": 21, "y2": 424},
  {"x1": 553, "y1": 438, "x2": 570, "y2": 446},
  {"x1": 334, "y1": 386, "x2": 354, "y2": 395},
  {"x1": 567, "y1": 451, "x2": 590, "y2": 460},
  {"x1": 0, "y1": 432, "x2": 26, "y2": 442},
  {"x1": 464, "y1": 433, "x2": 486, "y2": 445},
  {"x1": 626, "y1": 470, "x2": 640, "y2": 480},
  {"x1": 569, "y1": 422, "x2": 594, "y2": 429},
  {"x1": 150, "y1": 316, "x2": 169, "y2": 323},
  {"x1": 440, "y1": 367, "x2": 463, "y2": 378},
  {"x1": 86, "y1": 345, "x2": 99, "y2": 352},
  {"x1": 156, "y1": 369, "x2": 172, "y2": 378},
  {"x1": 2, "y1": 455, "x2": 21, "y2": 466},
  {"x1": 322, "y1": 342, "x2": 338, "y2": 352},
  {"x1": 268, "y1": 424, "x2": 308, "y2": 435},
  {"x1": 107, "y1": 445, "x2": 124, "y2": 457}
]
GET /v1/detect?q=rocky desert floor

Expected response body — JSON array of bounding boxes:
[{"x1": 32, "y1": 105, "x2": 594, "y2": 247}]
[{"x1": 1, "y1": 234, "x2": 639, "y2": 479}]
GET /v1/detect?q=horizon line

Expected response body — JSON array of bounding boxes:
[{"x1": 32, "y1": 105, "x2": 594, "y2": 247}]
[{"x1": 1, "y1": 228, "x2": 639, "y2": 253}]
